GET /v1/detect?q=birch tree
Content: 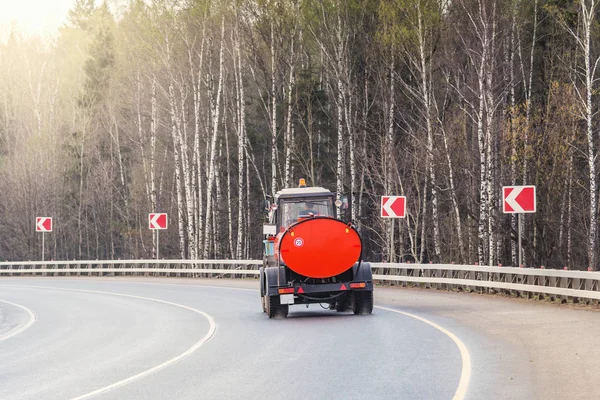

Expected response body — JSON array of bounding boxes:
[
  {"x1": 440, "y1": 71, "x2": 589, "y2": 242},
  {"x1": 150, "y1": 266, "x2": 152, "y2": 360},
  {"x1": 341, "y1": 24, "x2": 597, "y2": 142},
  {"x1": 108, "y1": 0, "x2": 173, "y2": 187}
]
[{"x1": 548, "y1": 0, "x2": 600, "y2": 270}]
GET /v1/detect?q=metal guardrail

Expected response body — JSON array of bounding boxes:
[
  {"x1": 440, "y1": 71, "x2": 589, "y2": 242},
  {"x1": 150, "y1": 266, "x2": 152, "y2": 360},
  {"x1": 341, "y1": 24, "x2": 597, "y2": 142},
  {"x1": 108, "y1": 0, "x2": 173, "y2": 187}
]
[
  {"x1": 0, "y1": 260, "x2": 261, "y2": 277},
  {"x1": 1, "y1": 260, "x2": 599, "y2": 303},
  {"x1": 371, "y1": 263, "x2": 600, "y2": 302}
]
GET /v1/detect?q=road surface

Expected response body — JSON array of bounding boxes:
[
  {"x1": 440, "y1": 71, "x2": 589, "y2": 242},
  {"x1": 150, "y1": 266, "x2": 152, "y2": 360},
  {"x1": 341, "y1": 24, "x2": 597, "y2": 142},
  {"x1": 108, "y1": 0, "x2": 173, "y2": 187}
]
[{"x1": 0, "y1": 277, "x2": 598, "y2": 399}]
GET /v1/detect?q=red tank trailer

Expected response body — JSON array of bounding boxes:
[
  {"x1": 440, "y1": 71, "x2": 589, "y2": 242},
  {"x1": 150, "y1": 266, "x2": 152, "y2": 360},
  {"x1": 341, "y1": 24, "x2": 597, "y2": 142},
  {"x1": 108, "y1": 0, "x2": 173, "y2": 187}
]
[{"x1": 260, "y1": 179, "x2": 374, "y2": 318}]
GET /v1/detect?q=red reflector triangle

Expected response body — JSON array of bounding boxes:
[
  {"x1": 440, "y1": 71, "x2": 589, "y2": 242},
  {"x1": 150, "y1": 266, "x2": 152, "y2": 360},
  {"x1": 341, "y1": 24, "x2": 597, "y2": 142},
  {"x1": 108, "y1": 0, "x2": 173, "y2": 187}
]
[
  {"x1": 297, "y1": 287, "x2": 304, "y2": 294},
  {"x1": 340, "y1": 284, "x2": 347, "y2": 291}
]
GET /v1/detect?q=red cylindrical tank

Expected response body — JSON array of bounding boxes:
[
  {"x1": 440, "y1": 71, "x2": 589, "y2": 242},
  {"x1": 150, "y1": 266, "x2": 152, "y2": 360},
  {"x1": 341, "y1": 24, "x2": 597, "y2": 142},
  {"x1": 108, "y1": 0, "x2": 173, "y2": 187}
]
[{"x1": 278, "y1": 217, "x2": 361, "y2": 278}]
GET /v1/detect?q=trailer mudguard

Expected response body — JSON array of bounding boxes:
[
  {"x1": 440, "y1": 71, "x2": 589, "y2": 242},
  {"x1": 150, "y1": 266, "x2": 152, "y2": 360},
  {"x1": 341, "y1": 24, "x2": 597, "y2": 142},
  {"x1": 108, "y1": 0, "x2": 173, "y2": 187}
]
[
  {"x1": 264, "y1": 266, "x2": 286, "y2": 296},
  {"x1": 354, "y1": 262, "x2": 373, "y2": 283},
  {"x1": 259, "y1": 266, "x2": 265, "y2": 297}
]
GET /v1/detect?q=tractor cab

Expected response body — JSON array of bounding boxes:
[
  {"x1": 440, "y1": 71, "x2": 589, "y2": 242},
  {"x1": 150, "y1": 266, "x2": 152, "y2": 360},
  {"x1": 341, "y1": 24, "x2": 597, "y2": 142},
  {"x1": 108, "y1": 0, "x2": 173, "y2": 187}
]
[{"x1": 266, "y1": 179, "x2": 337, "y2": 231}]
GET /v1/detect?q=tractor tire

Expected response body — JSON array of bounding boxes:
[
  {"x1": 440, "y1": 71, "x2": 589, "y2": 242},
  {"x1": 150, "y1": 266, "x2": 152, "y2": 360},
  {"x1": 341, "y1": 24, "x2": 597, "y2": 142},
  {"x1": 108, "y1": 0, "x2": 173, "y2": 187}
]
[
  {"x1": 266, "y1": 295, "x2": 289, "y2": 319},
  {"x1": 352, "y1": 290, "x2": 373, "y2": 315}
]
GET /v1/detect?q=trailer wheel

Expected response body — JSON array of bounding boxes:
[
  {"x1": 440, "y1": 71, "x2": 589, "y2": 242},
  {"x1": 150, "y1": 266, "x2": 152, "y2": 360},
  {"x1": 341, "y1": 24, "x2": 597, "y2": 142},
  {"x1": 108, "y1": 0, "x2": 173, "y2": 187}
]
[
  {"x1": 261, "y1": 295, "x2": 267, "y2": 313},
  {"x1": 352, "y1": 291, "x2": 373, "y2": 315},
  {"x1": 266, "y1": 295, "x2": 289, "y2": 319},
  {"x1": 335, "y1": 294, "x2": 351, "y2": 312}
]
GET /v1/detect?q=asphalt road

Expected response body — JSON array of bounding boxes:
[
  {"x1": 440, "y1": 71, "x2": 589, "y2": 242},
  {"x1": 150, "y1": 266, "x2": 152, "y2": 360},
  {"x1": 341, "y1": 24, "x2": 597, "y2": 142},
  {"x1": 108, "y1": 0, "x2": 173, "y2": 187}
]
[{"x1": 0, "y1": 278, "x2": 598, "y2": 400}]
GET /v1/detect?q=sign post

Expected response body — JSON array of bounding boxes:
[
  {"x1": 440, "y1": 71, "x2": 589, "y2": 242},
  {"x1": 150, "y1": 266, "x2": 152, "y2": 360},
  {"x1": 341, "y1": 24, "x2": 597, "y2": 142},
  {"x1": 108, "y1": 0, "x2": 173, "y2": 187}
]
[
  {"x1": 36, "y1": 217, "x2": 53, "y2": 261},
  {"x1": 149, "y1": 213, "x2": 168, "y2": 259},
  {"x1": 502, "y1": 186, "x2": 536, "y2": 267}
]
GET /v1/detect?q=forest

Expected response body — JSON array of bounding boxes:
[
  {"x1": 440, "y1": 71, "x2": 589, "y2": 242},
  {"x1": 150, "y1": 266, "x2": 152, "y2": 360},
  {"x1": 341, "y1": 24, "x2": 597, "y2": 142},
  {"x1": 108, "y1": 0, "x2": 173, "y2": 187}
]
[{"x1": 0, "y1": 0, "x2": 599, "y2": 270}]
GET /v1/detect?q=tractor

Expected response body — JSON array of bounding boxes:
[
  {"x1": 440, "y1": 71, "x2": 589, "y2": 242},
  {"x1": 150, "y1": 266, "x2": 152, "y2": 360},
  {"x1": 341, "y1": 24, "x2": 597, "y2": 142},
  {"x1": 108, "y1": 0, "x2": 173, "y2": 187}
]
[{"x1": 260, "y1": 179, "x2": 374, "y2": 318}]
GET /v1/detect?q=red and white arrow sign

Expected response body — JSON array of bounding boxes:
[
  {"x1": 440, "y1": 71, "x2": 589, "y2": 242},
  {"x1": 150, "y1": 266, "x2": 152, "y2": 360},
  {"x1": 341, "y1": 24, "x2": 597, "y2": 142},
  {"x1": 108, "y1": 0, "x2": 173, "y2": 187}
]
[
  {"x1": 36, "y1": 217, "x2": 52, "y2": 232},
  {"x1": 503, "y1": 186, "x2": 536, "y2": 214},
  {"x1": 149, "y1": 213, "x2": 168, "y2": 230},
  {"x1": 381, "y1": 196, "x2": 406, "y2": 218}
]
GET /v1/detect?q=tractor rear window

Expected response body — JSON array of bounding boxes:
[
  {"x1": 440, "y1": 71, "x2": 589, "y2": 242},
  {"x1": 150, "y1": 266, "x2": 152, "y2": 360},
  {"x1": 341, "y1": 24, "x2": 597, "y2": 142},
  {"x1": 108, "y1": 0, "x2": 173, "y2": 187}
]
[{"x1": 280, "y1": 198, "x2": 333, "y2": 227}]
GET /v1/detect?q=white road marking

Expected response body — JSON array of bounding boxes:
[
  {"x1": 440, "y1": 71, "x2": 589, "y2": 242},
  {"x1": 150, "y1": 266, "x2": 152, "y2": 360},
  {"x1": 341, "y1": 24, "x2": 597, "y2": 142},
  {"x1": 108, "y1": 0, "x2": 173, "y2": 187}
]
[
  {"x1": 0, "y1": 299, "x2": 37, "y2": 343},
  {"x1": 8, "y1": 278, "x2": 258, "y2": 292},
  {"x1": 0, "y1": 285, "x2": 216, "y2": 399},
  {"x1": 376, "y1": 306, "x2": 471, "y2": 400}
]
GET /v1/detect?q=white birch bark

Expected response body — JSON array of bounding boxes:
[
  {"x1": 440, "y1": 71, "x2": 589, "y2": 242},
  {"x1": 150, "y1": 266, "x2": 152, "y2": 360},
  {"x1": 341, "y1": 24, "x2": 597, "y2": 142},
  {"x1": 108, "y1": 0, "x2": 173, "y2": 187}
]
[
  {"x1": 168, "y1": 83, "x2": 186, "y2": 258},
  {"x1": 581, "y1": 0, "x2": 598, "y2": 270},
  {"x1": 335, "y1": 12, "x2": 345, "y2": 219},
  {"x1": 345, "y1": 97, "x2": 357, "y2": 222},
  {"x1": 179, "y1": 85, "x2": 196, "y2": 259},
  {"x1": 136, "y1": 73, "x2": 150, "y2": 206},
  {"x1": 387, "y1": 57, "x2": 395, "y2": 260},
  {"x1": 215, "y1": 136, "x2": 223, "y2": 258},
  {"x1": 455, "y1": 0, "x2": 491, "y2": 265},
  {"x1": 270, "y1": 20, "x2": 278, "y2": 196},
  {"x1": 245, "y1": 150, "x2": 252, "y2": 259},
  {"x1": 477, "y1": 39, "x2": 488, "y2": 266},
  {"x1": 284, "y1": 34, "x2": 295, "y2": 188},
  {"x1": 190, "y1": 33, "x2": 205, "y2": 260},
  {"x1": 234, "y1": 26, "x2": 246, "y2": 259},
  {"x1": 416, "y1": 3, "x2": 440, "y2": 259},
  {"x1": 509, "y1": 7, "x2": 518, "y2": 266},
  {"x1": 224, "y1": 107, "x2": 234, "y2": 259},
  {"x1": 485, "y1": 3, "x2": 497, "y2": 266},
  {"x1": 203, "y1": 18, "x2": 225, "y2": 258},
  {"x1": 150, "y1": 74, "x2": 157, "y2": 258}
]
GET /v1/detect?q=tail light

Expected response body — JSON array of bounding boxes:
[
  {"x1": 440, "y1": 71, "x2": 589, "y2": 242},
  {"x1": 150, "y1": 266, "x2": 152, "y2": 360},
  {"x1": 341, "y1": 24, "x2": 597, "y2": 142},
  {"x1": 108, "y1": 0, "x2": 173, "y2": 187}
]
[{"x1": 349, "y1": 282, "x2": 366, "y2": 289}]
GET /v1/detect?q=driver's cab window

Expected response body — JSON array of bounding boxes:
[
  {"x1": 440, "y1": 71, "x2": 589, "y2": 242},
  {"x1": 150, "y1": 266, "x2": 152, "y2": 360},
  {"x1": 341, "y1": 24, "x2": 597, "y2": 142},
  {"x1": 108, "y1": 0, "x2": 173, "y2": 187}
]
[{"x1": 279, "y1": 198, "x2": 334, "y2": 228}]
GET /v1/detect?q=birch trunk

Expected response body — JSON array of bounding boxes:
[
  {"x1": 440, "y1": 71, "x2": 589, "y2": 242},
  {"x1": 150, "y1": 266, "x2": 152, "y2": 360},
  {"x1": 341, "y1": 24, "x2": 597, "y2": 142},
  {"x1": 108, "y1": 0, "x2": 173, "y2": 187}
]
[
  {"x1": 335, "y1": 12, "x2": 345, "y2": 219},
  {"x1": 224, "y1": 112, "x2": 234, "y2": 259},
  {"x1": 245, "y1": 151, "x2": 252, "y2": 259},
  {"x1": 215, "y1": 137, "x2": 223, "y2": 258},
  {"x1": 345, "y1": 99, "x2": 357, "y2": 222},
  {"x1": 168, "y1": 83, "x2": 186, "y2": 258},
  {"x1": 284, "y1": 35, "x2": 295, "y2": 188},
  {"x1": 191, "y1": 34, "x2": 205, "y2": 260},
  {"x1": 270, "y1": 21, "x2": 278, "y2": 196},
  {"x1": 417, "y1": 5, "x2": 440, "y2": 259},
  {"x1": 203, "y1": 19, "x2": 225, "y2": 258},
  {"x1": 509, "y1": 8, "x2": 517, "y2": 266},
  {"x1": 386, "y1": 57, "x2": 395, "y2": 260},
  {"x1": 477, "y1": 48, "x2": 488, "y2": 266},
  {"x1": 179, "y1": 85, "x2": 196, "y2": 260},
  {"x1": 485, "y1": 5, "x2": 497, "y2": 266},
  {"x1": 150, "y1": 75, "x2": 157, "y2": 258},
  {"x1": 582, "y1": 0, "x2": 598, "y2": 270},
  {"x1": 235, "y1": 27, "x2": 246, "y2": 259}
]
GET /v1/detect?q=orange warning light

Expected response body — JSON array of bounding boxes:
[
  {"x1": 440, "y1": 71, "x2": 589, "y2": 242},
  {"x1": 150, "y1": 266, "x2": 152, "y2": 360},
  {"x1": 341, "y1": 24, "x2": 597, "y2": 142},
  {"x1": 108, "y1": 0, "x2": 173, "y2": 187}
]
[
  {"x1": 349, "y1": 282, "x2": 366, "y2": 289},
  {"x1": 298, "y1": 178, "x2": 306, "y2": 187}
]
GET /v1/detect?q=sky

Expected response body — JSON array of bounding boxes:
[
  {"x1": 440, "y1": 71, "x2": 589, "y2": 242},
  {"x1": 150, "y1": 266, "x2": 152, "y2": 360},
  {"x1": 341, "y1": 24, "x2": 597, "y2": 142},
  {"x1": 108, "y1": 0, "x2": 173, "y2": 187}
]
[{"x1": 0, "y1": 0, "x2": 76, "y2": 38}]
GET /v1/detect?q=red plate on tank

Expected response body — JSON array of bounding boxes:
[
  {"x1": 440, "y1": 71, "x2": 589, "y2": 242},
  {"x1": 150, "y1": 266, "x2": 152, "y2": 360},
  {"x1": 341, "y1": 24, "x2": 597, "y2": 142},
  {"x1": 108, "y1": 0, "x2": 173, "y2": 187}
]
[{"x1": 279, "y1": 218, "x2": 362, "y2": 278}]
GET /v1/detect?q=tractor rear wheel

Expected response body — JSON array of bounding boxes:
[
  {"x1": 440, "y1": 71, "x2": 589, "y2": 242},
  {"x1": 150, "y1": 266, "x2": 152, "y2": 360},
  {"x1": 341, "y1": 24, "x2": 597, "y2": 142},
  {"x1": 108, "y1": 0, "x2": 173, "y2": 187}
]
[
  {"x1": 352, "y1": 291, "x2": 373, "y2": 315},
  {"x1": 266, "y1": 295, "x2": 289, "y2": 319}
]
